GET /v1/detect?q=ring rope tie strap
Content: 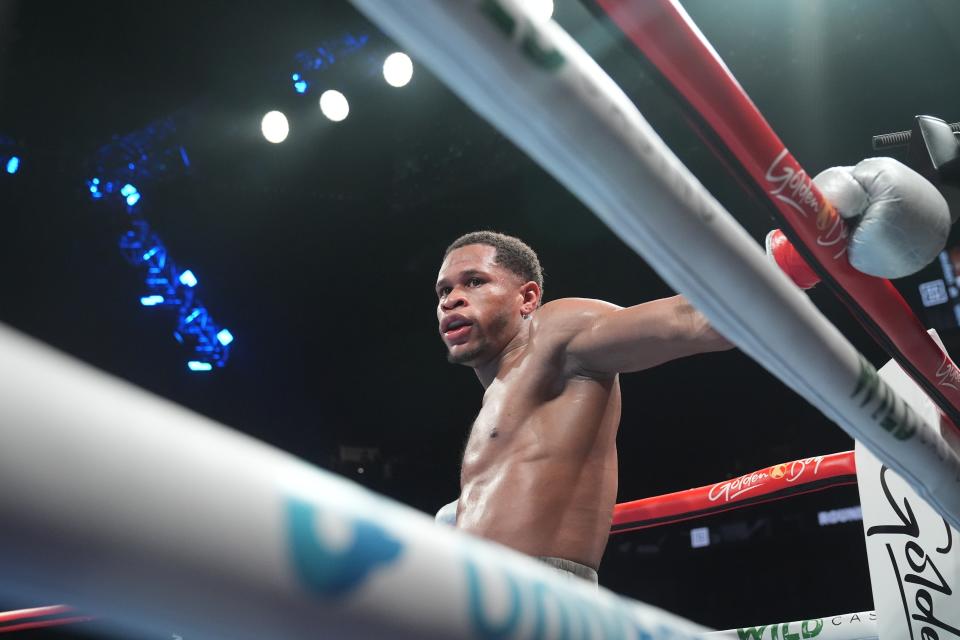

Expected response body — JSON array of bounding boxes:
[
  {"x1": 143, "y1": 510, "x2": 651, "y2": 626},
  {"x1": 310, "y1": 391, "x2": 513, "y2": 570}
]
[
  {"x1": 611, "y1": 451, "x2": 857, "y2": 534},
  {"x1": 595, "y1": 0, "x2": 960, "y2": 434}
]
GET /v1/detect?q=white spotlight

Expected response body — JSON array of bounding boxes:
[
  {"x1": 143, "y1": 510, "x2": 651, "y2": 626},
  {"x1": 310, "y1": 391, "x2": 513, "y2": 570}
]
[
  {"x1": 383, "y1": 52, "x2": 414, "y2": 88},
  {"x1": 527, "y1": 0, "x2": 554, "y2": 21},
  {"x1": 319, "y1": 90, "x2": 350, "y2": 122},
  {"x1": 260, "y1": 111, "x2": 289, "y2": 143}
]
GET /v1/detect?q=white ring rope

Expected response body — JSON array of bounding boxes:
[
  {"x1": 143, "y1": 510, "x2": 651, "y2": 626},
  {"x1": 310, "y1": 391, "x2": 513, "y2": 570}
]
[
  {"x1": 0, "y1": 324, "x2": 708, "y2": 638},
  {"x1": 345, "y1": 0, "x2": 960, "y2": 532},
  {"x1": 707, "y1": 611, "x2": 878, "y2": 640}
]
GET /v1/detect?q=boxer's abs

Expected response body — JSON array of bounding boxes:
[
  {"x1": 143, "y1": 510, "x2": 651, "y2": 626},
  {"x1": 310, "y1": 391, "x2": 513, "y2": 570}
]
[{"x1": 458, "y1": 375, "x2": 621, "y2": 569}]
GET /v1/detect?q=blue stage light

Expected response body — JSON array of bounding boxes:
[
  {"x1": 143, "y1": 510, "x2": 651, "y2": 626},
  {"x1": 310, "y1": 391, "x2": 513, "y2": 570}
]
[
  {"x1": 85, "y1": 117, "x2": 232, "y2": 372},
  {"x1": 179, "y1": 269, "x2": 198, "y2": 287},
  {"x1": 120, "y1": 183, "x2": 141, "y2": 206},
  {"x1": 87, "y1": 177, "x2": 106, "y2": 199},
  {"x1": 6, "y1": 156, "x2": 20, "y2": 174},
  {"x1": 289, "y1": 33, "x2": 370, "y2": 97},
  {"x1": 89, "y1": 115, "x2": 192, "y2": 187},
  {"x1": 216, "y1": 329, "x2": 234, "y2": 346}
]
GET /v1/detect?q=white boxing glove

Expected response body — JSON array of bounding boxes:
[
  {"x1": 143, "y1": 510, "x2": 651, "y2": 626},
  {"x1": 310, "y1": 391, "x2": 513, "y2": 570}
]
[
  {"x1": 435, "y1": 498, "x2": 458, "y2": 526},
  {"x1": 814, "y1": 157, "x2": 951, "y2": 279}
]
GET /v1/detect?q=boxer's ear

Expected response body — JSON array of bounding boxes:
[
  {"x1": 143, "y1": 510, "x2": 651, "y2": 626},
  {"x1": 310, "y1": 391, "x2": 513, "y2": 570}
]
[{"x1": 519, "y1": 281, "x2": 541, "y2": 316}]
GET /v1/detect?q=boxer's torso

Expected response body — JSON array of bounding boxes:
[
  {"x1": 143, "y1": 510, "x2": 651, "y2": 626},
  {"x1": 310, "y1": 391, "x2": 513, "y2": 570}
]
[{"x1": 457, "y1": 316, "x2": 621, "y2": 570}]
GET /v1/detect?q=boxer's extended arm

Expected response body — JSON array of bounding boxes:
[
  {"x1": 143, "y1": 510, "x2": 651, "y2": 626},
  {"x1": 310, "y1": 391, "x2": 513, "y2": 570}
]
[{"x1": 549, "y1": 295, "x2": 732, "y2": 376}]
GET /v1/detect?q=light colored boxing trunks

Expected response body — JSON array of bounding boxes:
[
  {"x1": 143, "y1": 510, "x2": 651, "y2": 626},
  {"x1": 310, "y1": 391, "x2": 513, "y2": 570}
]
[{"x1": 537, "y1": 556, "x2": 599, "y2": 584}]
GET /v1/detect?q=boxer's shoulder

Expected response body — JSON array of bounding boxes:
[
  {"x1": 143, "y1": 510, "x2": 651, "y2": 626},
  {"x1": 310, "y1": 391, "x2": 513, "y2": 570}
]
[
  {"x1": 533, "y1": 298, "x2": 618, "y2": 333},
  {"x1": 526, "y1": 298, "x2": 621, "y2": 370}
]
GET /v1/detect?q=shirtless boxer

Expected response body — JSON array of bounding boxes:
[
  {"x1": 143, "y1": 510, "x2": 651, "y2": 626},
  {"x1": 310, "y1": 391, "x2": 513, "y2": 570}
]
[
  {"x1": 433, "y1": 231, "x2": 732, "y2": 582},
  {"x1": 432, "y1": 156, "x2": 953, "y2": 582}
]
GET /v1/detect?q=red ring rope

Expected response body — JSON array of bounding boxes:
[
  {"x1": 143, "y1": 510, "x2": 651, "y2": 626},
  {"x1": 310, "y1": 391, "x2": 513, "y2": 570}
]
[
  {"x1": 594, "y1": 0, "x2": 960, "y2": 433},
  {"x1": 0, "y1": 605, "x2": 93, "y2": 634},
  {"x1": 611, "y1": 451, "x2": 857, "y2": 534}
]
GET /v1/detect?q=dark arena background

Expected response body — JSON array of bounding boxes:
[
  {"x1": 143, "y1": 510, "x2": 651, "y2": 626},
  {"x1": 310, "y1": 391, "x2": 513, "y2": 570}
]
[{"x1": 1, "y1": 0, "x2": 958, "y2": 636}]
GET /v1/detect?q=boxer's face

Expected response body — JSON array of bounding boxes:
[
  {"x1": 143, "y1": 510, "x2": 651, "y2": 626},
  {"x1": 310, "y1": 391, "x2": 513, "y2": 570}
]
[{"x1": 436, "y1": 244, "x2": 523, "y2": 366}]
